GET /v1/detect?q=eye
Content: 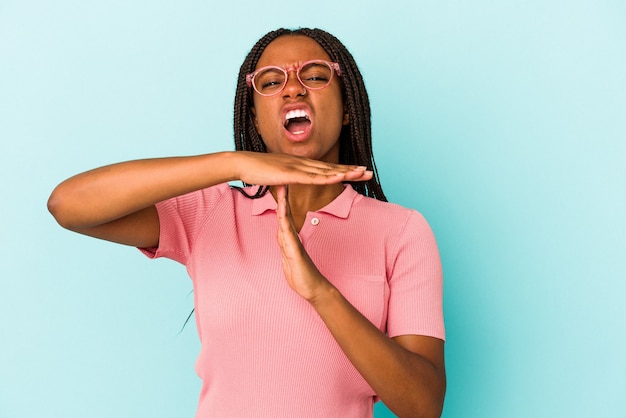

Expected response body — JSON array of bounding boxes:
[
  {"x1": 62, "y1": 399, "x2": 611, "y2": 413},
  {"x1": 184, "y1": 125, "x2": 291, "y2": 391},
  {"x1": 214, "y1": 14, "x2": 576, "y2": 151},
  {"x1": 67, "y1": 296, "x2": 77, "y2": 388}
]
[
  {"x1": 261, "y1": 79, "x2": 283, "y2": 88},
  {"x1": 299, "y1": 63, "x2": 332, "y2": 87},
  {"x1": 303, "y1": 73, "x2": 329, "y2": 82},
  {"x1": 255, "y1": 68, "x2": 285, "y2": 93}
]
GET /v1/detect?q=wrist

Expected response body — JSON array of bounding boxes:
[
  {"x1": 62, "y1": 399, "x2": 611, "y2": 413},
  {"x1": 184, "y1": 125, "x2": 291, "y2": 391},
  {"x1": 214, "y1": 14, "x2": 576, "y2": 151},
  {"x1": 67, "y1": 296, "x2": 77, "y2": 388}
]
[
  {"x1": 218, "y1": 151, "x2": 243, "y2": 182},
  {"x1": 308, "y1": 280, "x2": 342, "y2": 310}
]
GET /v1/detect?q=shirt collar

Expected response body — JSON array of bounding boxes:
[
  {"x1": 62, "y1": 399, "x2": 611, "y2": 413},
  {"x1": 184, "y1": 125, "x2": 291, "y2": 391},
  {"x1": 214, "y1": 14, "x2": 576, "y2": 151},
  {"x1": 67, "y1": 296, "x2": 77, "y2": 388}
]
[
  {"x1": 251, "y1": 189, "x2": 277, "y2": 215},
  {"x1": 251, "y1": 184, "x2": 359, "y2": 219}
]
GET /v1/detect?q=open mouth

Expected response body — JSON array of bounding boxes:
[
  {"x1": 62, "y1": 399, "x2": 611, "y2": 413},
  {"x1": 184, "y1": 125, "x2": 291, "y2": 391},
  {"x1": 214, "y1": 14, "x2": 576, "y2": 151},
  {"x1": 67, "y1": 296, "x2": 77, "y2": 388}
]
[{"x1": 284, "y1": 109, "x2": 311, "y2": 135}]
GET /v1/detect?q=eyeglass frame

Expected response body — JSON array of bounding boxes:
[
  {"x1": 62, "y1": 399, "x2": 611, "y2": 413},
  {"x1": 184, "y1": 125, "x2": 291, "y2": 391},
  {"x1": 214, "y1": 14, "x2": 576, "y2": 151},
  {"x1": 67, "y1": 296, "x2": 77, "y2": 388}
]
[{"x1": 246, "y1": 59, "x2": 342, "y2": 97}]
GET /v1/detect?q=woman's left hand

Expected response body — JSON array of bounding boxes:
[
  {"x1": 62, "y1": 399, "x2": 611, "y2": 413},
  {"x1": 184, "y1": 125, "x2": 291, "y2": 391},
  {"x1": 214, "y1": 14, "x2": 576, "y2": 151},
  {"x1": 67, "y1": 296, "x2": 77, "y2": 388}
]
[{"x1": 275, "y1": 185, "x2": 332, "y2": 302}]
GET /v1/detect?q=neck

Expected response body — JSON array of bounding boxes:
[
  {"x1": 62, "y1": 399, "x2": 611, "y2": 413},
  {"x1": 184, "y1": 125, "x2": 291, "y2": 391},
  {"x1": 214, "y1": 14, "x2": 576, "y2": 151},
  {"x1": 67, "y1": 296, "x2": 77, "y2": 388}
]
[{"x1": 270, "y1": 183, "x2": 345, "y2": 230}]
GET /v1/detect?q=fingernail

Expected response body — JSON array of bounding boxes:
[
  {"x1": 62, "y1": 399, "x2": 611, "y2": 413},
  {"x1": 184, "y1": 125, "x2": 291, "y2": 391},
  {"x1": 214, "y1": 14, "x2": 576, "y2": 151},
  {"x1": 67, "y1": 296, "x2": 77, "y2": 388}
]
[{"x1": 354, "y1": 166, "x2": 367, "y2": 170}]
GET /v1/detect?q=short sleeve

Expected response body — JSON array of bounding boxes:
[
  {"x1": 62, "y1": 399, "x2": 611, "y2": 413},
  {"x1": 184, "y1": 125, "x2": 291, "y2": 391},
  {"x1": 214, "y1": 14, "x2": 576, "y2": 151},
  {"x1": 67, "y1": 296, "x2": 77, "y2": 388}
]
[
  {"x1": 139, "y1": 183, "x2": 230, "y2": 265},
  {"x1": 386, "y1": 211, "x2": 445, "y2": 341}
]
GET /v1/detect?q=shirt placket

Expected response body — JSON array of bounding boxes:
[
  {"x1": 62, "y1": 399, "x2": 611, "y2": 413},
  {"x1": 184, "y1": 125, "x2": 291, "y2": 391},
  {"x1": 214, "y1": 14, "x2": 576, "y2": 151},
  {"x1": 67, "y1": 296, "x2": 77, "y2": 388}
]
[{"x1": 298, "y1": 212, "x2": 321, "y2": 245}]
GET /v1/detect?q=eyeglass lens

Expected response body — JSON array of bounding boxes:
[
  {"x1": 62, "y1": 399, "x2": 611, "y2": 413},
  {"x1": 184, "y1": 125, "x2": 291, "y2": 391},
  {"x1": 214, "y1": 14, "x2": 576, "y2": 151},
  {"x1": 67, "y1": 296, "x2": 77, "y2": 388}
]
[{"x1": 253, "y1": 62, "x2": 333, "y2": 95}]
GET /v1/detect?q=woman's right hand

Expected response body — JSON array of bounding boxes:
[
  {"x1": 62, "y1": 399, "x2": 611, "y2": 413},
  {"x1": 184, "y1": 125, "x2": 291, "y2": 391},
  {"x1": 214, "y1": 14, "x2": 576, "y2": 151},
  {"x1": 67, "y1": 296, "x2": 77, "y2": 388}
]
[{"x1": 235, "y1": 151, "x2": 373, "y2": 186}]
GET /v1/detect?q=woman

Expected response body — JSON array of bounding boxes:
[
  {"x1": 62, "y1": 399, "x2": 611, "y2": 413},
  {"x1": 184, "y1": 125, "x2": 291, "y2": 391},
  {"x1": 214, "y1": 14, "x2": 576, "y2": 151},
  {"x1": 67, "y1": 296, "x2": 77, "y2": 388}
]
[{"x1": 48, "y1": 28, "x2": 446, "y2": 418}]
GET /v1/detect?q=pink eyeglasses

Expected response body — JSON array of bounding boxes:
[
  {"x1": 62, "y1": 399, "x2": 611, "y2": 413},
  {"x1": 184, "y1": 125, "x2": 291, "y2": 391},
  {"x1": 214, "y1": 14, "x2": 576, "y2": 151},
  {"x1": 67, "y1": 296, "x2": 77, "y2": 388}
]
[{"x1": 246, "y1": 60, "x2": 342, "y2": 97}]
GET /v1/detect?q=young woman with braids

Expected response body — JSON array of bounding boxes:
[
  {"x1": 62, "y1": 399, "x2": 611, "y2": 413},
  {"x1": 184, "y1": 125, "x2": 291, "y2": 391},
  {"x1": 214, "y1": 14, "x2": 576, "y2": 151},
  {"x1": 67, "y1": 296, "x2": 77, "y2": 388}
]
[{"x1": 48, "y1": 28, "x2": 446, "y2": 417}]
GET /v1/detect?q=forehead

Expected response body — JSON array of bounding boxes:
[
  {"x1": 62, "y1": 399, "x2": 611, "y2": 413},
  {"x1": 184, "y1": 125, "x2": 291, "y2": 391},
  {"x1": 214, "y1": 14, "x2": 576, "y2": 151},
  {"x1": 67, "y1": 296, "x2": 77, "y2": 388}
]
[{"x1": 255, "y1": 35, "x2": 332, "y2": 69}]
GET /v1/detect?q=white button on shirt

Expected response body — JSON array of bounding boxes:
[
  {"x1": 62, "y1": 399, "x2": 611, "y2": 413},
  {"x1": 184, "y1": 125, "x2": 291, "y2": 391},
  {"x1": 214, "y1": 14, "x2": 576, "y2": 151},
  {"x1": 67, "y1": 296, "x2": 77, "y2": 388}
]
[{"x1": 311, "y1": 217, "x2": 320, "y2": 226}]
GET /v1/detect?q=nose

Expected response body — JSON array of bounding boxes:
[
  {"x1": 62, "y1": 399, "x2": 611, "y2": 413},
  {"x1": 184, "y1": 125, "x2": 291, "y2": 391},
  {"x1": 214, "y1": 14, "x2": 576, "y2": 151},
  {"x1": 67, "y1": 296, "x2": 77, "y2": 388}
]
[{"x1": 282, "y1": 70, "x2": 306, "y2": 98}]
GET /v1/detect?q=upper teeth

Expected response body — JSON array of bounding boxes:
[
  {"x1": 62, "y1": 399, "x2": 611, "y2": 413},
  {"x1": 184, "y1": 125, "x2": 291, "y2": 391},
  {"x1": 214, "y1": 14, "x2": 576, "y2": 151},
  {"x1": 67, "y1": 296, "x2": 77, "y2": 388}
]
[{"x1": 285, "y1": 109, "x2": 308, "y2": 121}]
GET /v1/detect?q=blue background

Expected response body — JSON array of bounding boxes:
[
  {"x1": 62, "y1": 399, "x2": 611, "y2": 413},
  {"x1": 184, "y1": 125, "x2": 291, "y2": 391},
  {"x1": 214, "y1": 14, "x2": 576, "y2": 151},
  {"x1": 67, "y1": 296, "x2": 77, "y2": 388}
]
[{"x1": 1, "y1": 1, "x2": 624, "y2": 417}]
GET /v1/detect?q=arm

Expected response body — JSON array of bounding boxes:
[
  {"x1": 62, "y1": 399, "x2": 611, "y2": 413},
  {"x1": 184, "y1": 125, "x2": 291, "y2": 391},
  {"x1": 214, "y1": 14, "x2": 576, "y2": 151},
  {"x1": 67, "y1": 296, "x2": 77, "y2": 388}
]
[
  {"x1": 310, "y1": 289, "x2": 445, "y2": 418},
  {"x1": 275, "y1": 185, "x2": 445, "y2": 418},
  {"x1": 48, "y1": 151, "x2": 372, "y2": 248}
]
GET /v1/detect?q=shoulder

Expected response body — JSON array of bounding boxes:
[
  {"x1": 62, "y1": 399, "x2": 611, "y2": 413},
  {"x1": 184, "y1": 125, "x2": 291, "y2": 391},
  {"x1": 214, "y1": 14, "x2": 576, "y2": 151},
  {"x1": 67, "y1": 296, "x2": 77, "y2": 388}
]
[
  {"x1": 352, "y1": 193, "x2": 431, "y2": 233},
  {"x1": 156, "y1": 183, "x2": 237, "y2": 221},
  {"x1": 166, "y1": 183, "x2": 243, "y2": 207}
]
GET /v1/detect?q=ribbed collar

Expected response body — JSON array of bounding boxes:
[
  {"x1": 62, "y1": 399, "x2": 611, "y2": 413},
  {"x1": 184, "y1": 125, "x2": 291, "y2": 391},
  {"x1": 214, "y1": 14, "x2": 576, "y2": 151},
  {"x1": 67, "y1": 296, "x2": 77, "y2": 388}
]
[{"x1": 251, "y1": 185, "x2": 359, "y2": 219}]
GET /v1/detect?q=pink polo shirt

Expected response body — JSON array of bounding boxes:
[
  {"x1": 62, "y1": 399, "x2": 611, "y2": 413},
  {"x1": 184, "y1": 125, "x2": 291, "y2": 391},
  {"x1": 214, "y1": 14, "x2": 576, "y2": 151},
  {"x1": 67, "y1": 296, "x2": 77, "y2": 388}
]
[{"x1": 142, "y1": 183, "x2": 444, "y2": 417}]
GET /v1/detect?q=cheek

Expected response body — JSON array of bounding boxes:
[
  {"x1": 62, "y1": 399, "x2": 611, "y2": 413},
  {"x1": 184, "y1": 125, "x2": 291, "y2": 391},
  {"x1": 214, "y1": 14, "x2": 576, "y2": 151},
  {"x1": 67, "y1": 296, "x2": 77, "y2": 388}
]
[
  {"x1": 255, "y1": 115, "x2": 279, "y2": 141},
  {"x1": 252, "y1": 99, "x2": 280, "y2": 128},
  {"x1": 327, "y1": 101, "x2": 347, "y2": 132}
]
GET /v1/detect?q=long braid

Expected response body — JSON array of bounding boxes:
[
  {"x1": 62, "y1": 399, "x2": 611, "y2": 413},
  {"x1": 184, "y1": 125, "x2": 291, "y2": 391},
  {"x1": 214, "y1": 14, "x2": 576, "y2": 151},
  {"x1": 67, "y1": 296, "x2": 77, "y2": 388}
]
[{"x1": 233, "y1": 28, "x2": 387, "y2": 202}]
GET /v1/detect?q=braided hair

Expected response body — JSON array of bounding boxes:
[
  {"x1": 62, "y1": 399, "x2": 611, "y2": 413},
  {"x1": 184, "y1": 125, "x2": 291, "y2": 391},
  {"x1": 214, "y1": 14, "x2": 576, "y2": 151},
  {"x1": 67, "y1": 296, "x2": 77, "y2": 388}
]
[{"x1": 233, "y1": 28, "x2": 387, "y2": 202}]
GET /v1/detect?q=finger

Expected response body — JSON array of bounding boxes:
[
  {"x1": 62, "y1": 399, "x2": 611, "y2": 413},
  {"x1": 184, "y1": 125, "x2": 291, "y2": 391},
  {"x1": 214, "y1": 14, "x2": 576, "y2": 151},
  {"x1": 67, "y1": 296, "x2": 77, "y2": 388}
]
[
  {"x1": 282, "y1": 154, "x2": 368, "y2": 174},
  {"x1": 287, "y1": 168, "x2": 369, "y2": 185},
  {"x1": 276, "y1": 185, "x2": 297, "y2": 243},
  {"x1": 276, "y1": 202, "x2": 301, "y2": 269},
  {"x1": 299, "y1": 161, "x2": 369, "y2": 175},
  {"x1": 342, "y1": 169, "x2": 374, "y2": 182},
  {"x1": 276, "y1": 186, "x2": 289, "y2": 252},
  {"x1": 276, "y1": 184, "x2": 287, "y2": 218},
  {"x1": 283, "y1": 184, "x2": 292, "y2": 218}
]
